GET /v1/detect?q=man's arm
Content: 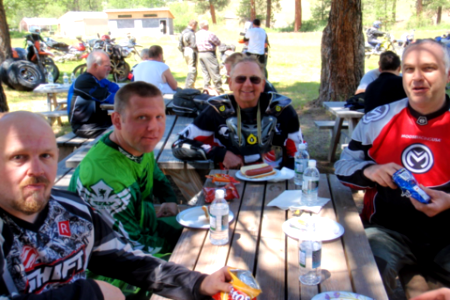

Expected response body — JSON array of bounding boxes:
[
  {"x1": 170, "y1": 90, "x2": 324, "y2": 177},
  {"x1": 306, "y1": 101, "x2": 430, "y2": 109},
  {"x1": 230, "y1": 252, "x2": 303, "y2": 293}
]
[
  {"x1": 153, "y1": 164, "x2": 177, "y2": 203},
  {"x1": 87, "y1": 208, "x2": 230, "y2": 300},
  {"x1": 162, "y1": 68, "x2": 178, "y2": 91},
  {"x1": 73, "y1": 74, "x2": 114, "y2": 103},
  {"x1": 210, "y1": 33, "x2": 221, "y2": 47},
  {"x1": 411, "y1": 288, "x2": 450, "y2": 300}
]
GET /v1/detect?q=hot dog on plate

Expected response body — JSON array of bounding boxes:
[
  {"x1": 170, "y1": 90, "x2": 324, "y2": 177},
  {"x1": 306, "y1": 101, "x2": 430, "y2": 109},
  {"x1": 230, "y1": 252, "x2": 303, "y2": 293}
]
[{"x1": 240, "y1": 163, "x2": 276, "y2": 179}]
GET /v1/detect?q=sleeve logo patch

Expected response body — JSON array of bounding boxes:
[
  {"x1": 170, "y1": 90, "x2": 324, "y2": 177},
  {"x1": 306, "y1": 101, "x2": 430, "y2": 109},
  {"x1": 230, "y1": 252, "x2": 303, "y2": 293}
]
[{"x1": 58, "y1": 221, "x2": 71, "y2": 237}]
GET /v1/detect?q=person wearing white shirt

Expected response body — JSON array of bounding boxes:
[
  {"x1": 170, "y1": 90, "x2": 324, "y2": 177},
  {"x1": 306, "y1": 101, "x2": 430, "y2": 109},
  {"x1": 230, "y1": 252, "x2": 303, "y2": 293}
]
[
  {"x1": 133, "y1": 45, "x2": 178, "y2": 94},
  {"x1": 244, "y1": 19, "x2": 267, "y2": 65}
]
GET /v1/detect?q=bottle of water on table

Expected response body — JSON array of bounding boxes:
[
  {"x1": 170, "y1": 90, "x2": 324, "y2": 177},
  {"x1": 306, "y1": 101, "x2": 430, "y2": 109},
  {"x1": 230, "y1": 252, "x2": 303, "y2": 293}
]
[
  {"x1": 63, "y1": 73, "x2": 69, "y2": 85},
  {"x1": 71, "y1": 73, "x2": 76, "y2": 84},
  {"x1": 210, "y1": 189, "x2": 229, "y2": 245},
  {"x1": 294, "y1": 143, "x2": 309, "y2": 187},
  {"x1": 299, "y1": 220, "x2": 322, "y2": 285},
  {"x1": 47, "y1": 71, "x2": 54, "y2": 84},
  {"x1": 302, "y1": 160, "x2": 320, "y2": 206}
]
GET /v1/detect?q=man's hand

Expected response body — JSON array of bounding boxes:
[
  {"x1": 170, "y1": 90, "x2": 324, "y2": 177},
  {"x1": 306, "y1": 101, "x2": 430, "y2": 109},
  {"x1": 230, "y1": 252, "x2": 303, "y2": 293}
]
[
  {"x1": 363, "y1": 163, "x2": 402, "y2": 189},
  {"x1": 199, "y1": 266, "x2": 233, "y2": 296},
  {"x1": 94, "y1": 280, "x2": 125, "y2": 300},
  {"x1": 156, "y1": 202, "x2": 179, "y2": 218},
  {"x1": 410, "y1": 185, "x2": 450, "y2": 217},
  {"x1": 410, "y1": 287, "x2": 450, "y2": 300},
  {"x1": 223, "y1": 151, "x2": 243, "y2": 169}
]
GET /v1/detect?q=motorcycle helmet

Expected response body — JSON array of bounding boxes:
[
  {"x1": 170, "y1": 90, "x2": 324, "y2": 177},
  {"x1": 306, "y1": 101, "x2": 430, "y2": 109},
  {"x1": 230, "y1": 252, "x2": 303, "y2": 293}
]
[
  {"x1": 29, "y1": 26, "x2": 41, "y2": 34},
  {"x1": 373, "y1": 21, "x2": 381, "y2": 29},
  {"x1": 101, "y1": 34, "x2": 111, "y2": 41}
]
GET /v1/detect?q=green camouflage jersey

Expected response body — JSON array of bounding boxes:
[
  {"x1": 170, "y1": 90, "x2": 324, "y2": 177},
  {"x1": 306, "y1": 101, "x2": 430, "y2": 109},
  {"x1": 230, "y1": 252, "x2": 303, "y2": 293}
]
[{"x1": 68, "y1": 133, "x2": 177, "y2": 255}]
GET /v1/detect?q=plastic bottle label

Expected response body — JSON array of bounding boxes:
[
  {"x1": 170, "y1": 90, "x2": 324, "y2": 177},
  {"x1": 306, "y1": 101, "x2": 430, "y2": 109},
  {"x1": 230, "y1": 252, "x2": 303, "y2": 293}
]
[
  {"x1": 312, "y1": 248, "x2": 321, "y2": 269},
  {"x1": 210, "y1": 213, "x2": 228, "y2": 231},
  {"x1": 299, "y1": 248, "x2": 306, "y2": 268},
  {"x1": 295, "y1": 159, "x2": 308, "y2": 174},
  {"x1": 210, "y1": 214, "x2": 217, "y2": 231}
]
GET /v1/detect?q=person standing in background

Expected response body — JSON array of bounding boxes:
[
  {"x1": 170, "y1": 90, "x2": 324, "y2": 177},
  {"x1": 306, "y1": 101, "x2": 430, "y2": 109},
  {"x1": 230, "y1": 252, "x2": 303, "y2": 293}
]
[{"x1": 179, "y1": 20, "x2": 198, "y2": 89}]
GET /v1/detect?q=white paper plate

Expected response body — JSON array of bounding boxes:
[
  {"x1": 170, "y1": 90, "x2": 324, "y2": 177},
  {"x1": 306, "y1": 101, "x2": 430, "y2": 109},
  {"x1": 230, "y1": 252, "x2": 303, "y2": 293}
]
[
  {"x1": 282, "y1": 217, "x2": 344, "y2": 241},
  {"x1": 235, "y1": 169, "x2": 280, "y2": 182},
  {"x1": 176, "y1": 206, "x2": 235, "y2": 229},
  {"x1": 312, "y1": 291, "x2": 373, "y2": 300}
]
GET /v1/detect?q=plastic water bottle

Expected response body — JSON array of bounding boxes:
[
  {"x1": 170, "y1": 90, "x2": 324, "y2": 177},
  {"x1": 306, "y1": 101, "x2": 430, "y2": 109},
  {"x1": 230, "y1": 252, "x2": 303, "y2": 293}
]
[
  {"x1": 63, "y1": 73, "x2": 69, "y2": 85},
  {"x1": 71, "y1": 73, "x2": 76, "y2": 84},
  {"x1": 302, "y1": 160, "x2": 320, "y2": 205},
  {"x1": 299, "y1": 220, "x2": 322, "y2": 285},
  {"x1": 210, "y1": 189, "x2": 229, "y2": 245},
  {"x1": 47, "y1": 71, "x2": 54, "y2": 84},
  {"x1": 294, "y1": 143, "x2": 309, "y2": 187}
]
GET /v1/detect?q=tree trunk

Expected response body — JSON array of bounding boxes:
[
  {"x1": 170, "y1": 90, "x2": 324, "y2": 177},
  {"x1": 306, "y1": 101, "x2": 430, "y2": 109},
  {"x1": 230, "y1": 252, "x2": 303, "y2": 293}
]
[
  {"x1": 0, "y1": 0, "x2": 12, "y2": 63},
  {"x1": 392, "y1": 0, "x2": 396, "y2": 23},
  {"x1": 209, "y1": 0, "x2": 217, "y2": 24},
  {"x1": 315, "y1": 0, "x2": 364, "y2": 105},
  {"x1": 0, "y1": 83, "x2": 8, "y2": 112},
  {"x1": 416, "y1": 0, "x2": 422, "y2": 16},
  {"x1": 250, "y1": 0, "x2": 256, "y2": 21},
  {"x1": 294, "y1": 0, "x2": 302, "y2": 32},
  {"x1": 266, "y1": 0, "x2": 271, "y2": 28},
  {"x1": 436, "y1": 6, "x2": 442, "y2": 25}
]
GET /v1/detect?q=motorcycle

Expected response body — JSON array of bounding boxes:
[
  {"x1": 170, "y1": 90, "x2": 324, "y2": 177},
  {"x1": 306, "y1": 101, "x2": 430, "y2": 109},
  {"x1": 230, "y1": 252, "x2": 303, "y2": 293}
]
[
  {"x1": 365, "y1": 32, "x2": 397, "y2": 59},
  {"x1": 24, "y1": 32, "x2": 60, "y2": 82},
  {"x1": 119, "y1": 36, "x2": 142, "y2": 61},
  {"x1": 72, "y1": 35, "x2": 130, "y2": 82},
  {"x1": 46, "y1": 36, "x2": 88, "y2": 63}
]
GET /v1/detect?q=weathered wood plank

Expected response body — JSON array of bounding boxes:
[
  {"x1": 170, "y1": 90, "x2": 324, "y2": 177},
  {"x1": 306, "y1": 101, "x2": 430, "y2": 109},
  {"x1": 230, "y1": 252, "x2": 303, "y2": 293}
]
[
  {"x1": 328, "y1": 174, "x2": 388, "y2": 300},
  {"x1": 255, "y1": 180, "x2": 286, "y2": 300}
]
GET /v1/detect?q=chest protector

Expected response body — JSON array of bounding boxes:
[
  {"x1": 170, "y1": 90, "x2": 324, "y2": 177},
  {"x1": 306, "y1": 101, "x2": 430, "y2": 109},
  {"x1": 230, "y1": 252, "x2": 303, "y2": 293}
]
[{"x1": 207, "y1": 93, "x2": 291, "y2": 156}]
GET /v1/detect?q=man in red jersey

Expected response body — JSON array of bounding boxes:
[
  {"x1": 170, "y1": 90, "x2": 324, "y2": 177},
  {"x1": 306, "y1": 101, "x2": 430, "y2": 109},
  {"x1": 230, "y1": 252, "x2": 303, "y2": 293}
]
[{"x1": 335, "y1": 39, "x2": 450, "y2": 298}]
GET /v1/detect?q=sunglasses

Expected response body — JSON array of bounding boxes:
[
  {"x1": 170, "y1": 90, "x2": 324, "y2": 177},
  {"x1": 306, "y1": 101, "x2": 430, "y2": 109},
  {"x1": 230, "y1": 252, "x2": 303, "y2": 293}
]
[{"x1": 234, "y1": 76, "x2": 262, "y2": 84}]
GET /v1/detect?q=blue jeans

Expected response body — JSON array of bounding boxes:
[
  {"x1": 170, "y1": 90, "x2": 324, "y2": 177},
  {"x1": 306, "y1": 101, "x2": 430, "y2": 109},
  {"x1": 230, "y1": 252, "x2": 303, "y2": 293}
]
[{"x1": 366, "y1": 225, "x2": 450, "y2": 297}]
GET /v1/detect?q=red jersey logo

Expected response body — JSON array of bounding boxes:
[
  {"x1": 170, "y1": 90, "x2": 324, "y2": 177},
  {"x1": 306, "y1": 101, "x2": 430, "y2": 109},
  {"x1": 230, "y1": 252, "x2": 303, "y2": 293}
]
[{"x1": 58, "y1": 221, "x2": 71, "y2": 237}]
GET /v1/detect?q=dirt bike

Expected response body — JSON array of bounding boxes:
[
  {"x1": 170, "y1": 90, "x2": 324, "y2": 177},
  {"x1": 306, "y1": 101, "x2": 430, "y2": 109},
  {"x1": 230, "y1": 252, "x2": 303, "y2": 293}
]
[
  {"x1": 365, "y1": 32, "x2": 398, "y2": 59},
  {"x1": 119, "y1": 37, "x2": 142, "y2": 61},
  {"x1": 72, "y1": 37, "x2": 130, "y2": 82},
  {"x1": 46, "y1": 37, "x2": 88, "y2": 63},
  {"x1": 25, "y1": 34, "x2": 60, "y2": 82}
]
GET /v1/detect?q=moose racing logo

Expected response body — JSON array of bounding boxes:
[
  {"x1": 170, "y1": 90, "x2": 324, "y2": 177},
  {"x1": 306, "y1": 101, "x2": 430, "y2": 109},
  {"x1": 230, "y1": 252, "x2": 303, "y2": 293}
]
[
  {"x1": 26, "y1": 246, "x2": 86, "y2": 294},
  {"x1": 401, "y1": 144, "x2": 434, "y2": 174},
  {"x1": 362, "y1": 105, "x2": 389, "y2": 124}
]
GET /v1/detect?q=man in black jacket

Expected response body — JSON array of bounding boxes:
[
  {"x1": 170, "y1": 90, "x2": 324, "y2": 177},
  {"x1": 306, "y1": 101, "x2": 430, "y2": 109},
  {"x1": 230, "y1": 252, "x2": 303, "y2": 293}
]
[
  {"x1": 179, "y1": 20, "x2": 198, "y2": 89},
  {"x1": 364, "y1": 50, "x2": 407, "y2": 113},
  {"x1": 68, "y1": 50, "x2": 119, "y2": 138},
  {"x1": 0, "y1": 111, "x2": 232, "y2": 300}
]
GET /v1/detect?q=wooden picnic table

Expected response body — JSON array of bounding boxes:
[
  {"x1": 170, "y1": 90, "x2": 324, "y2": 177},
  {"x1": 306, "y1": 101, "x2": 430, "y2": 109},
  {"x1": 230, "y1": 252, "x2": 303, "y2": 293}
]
[
  {"x1": 61, "y1": 115, "x2": 214, "y2": 201},
  {"x1": 99, "y1": 93, "x2": 174, "y2": 112},
  {"x1": 323, "y1": 102, "x2": 364, "y2": 162},
  {"x1": 151, "y1": 170, "x2": 388, "y2": 300}
]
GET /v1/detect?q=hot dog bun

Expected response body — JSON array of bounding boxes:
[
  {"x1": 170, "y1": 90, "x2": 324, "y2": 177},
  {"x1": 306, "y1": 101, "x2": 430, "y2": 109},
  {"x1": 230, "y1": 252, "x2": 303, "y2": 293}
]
[{"x1": 240, "y1": 163, "x2": 276, "y2": 179}]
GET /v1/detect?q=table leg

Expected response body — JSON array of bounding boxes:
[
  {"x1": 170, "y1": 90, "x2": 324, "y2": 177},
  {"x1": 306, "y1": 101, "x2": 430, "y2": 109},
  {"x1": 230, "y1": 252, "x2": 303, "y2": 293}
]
[
  {"x1": 348, "y1": 118, "x2": 359, "y2": 137},
  {"x1": 327, "y1": 117, "x2": 344, "y2": 162},
  {"x1": 48, "y1": 93, "x2": 62, "y2": 126},
  {"x1": 163, "y1": 167, "x2": 207, "y2": 202}
]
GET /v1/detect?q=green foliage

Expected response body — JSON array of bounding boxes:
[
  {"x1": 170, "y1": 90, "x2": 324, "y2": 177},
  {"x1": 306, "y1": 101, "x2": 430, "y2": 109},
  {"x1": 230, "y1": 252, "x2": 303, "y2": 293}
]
[
  {"x1": 235, "y1": 0, "x2": 281, "y2": 24},
  {"x1": 405, "y1": 15, "x2": 433, "y2": 29},
  {"x1": 311, "y1": 0, "x2": 331, "y2": 21},
  {"x1": 195, "y1": 0, "x2": 229, "y2": 14},
  {"x1": 169, "y1": 2, "x2": 197, "y2": 33},
  {"x1": 105, "y1": 0, "x2": 164, "y2": 9},
  {"x1": 273, "y1": 19, "x2": 327, "y2": 33},
  {"x1": 362, "y1": 0, "x2": 397, "y2": 30}
]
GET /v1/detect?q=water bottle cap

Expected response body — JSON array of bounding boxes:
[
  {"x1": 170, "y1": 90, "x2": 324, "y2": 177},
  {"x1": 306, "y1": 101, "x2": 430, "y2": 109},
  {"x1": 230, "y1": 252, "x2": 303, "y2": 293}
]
[
  {"x1": 308, "y1": 160, "x2": 316, "y2": 168},
  {"x1": 215, "y1": 189, "x2": 225, "y2": 199},
  {"x1": 298, "y1": 143, "x2": 306, "y2": 150}
]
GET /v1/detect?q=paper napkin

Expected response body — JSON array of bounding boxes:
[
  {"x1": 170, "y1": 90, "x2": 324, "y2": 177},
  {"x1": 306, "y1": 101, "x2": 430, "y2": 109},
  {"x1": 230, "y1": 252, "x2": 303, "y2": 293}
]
[{"x1": 267, "y1": 190, "x2": 331, "y2": 213}]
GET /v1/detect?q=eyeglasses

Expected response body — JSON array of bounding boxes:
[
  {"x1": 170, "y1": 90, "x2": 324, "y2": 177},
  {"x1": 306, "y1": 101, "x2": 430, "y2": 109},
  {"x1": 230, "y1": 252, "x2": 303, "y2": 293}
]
[{"x1": 233, "y1": 76, "x2": 262, "y2": 84}]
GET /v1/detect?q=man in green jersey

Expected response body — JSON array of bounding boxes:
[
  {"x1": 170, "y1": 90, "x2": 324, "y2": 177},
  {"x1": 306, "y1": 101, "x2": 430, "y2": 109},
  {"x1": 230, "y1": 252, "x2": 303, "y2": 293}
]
[{"x1": 69, "y1": 81, "x2": 182, "y2": 299}]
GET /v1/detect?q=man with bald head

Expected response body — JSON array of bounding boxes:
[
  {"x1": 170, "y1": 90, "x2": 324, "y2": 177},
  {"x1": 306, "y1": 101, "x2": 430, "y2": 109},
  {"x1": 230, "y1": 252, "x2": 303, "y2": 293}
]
[
  {"x1": 68, "y1": 50, "x2": 120, "y2": 138},
  {"x1": 0, "y1": 110, "x2": 233, "y2": 299},
  {"x1": 335, "y1": 39, "x2": 450, "y2": 297},
  {"x1": 173, "y1": 56, "x2": 302, "y2": 170}
]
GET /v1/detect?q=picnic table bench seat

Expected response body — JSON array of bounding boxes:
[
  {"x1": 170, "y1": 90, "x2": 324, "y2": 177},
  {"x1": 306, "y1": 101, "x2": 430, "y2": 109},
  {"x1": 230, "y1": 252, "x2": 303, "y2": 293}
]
[
  {"x1": 55, "y1": 131, "x2": 95, "y2": 161},
  {"x1": 314, "y1": 120, "x2": 349, "y2": 130}
]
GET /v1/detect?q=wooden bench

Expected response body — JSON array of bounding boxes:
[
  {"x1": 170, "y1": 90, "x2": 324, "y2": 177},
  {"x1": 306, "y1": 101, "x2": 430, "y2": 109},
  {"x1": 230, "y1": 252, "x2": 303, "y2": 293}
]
[
  {"x1": 314, "y1": 120, "x2": 349, "y2": 131},
  {"x1": 56, "y1": 132, "x2": 95, "y2": 161},
  {"x1": 38, "y1": 110, "x2": 67, "y2": 126}
]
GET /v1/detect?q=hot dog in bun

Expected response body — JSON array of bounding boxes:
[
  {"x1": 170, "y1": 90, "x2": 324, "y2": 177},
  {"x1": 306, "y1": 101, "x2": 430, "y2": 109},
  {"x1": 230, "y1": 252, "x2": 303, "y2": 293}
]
[{"x1": 240, "y1": 163, "x2": 276, "y2": 179}]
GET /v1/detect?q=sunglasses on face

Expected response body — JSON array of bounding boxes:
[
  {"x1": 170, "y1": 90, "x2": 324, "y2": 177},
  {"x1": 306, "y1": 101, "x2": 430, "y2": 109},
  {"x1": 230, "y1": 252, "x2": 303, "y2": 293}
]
[{"x1": 233, "y1": 76, "x2": 262, "y2": 84}]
